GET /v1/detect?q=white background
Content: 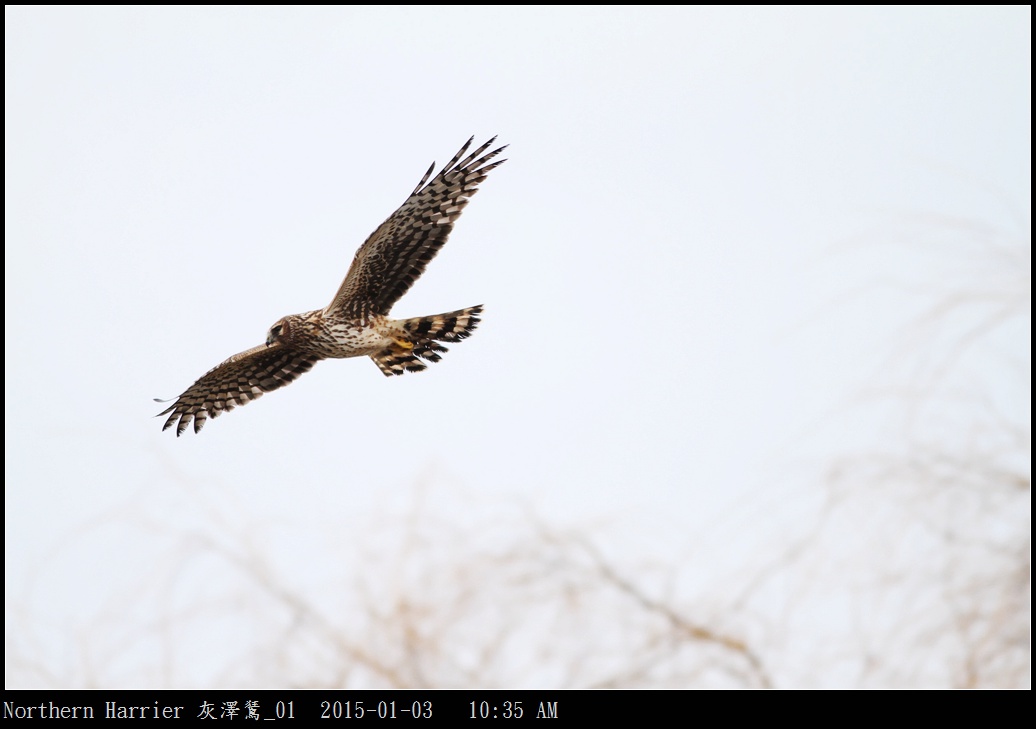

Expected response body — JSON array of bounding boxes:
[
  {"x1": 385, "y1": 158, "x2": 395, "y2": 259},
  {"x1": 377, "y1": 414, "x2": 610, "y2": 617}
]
[{"x1": 6, "y1": 6, "x2": 1029, "y2": 689}]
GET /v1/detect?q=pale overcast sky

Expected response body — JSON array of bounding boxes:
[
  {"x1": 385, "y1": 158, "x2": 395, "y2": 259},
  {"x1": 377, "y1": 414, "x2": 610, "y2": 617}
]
[{"x1": 6, "y1": 6, "x2": 1029, "y2": 688}]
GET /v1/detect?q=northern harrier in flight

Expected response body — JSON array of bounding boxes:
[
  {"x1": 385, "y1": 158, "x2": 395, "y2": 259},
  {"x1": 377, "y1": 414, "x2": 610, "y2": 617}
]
[{"x1": 158, "y1": 137, "x2": 505, "y2": 435}]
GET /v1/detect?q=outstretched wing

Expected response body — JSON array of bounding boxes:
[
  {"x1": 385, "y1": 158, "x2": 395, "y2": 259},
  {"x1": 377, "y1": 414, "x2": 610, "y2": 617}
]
[
  {"x1": 326, "y1": 137, "x2": 506, "y2": 319},
  {"x1": 157, "y1": 343, "x2": 320, "y2": 436}
]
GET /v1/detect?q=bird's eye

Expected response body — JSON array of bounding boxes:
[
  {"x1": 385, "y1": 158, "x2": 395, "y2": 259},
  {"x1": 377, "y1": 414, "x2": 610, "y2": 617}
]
[{"x1": 266, "y1": 324, "x2": 284, "y2": 346}]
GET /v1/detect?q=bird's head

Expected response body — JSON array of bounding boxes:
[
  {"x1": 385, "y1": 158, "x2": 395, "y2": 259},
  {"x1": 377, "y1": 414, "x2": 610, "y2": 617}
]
[{"x1": 266, "y1": 317, "x2": 291, "y2": 347}]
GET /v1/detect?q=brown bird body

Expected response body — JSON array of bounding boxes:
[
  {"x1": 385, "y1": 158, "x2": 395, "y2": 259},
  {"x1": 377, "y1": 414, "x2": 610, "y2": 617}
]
[{"x1": 158, "y1": 137, "x2": 505, "y2": 435}]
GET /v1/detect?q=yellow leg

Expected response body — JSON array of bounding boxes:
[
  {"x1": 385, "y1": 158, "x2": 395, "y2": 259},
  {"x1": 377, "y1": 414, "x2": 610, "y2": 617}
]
[{"x1": 393, "y1": 338, "x2": 414, "y2": 351}]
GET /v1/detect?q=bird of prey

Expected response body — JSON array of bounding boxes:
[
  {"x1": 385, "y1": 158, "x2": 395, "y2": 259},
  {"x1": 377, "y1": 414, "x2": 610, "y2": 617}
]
[{"x1": 158, "y1": 137, "x2": 505, "y2": 436}]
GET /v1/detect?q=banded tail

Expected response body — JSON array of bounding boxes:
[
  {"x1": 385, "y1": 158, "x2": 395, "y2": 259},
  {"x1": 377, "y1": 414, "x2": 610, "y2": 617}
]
[{"x1": 372, "y1": 305, "x2": 483, "y2": 376}]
